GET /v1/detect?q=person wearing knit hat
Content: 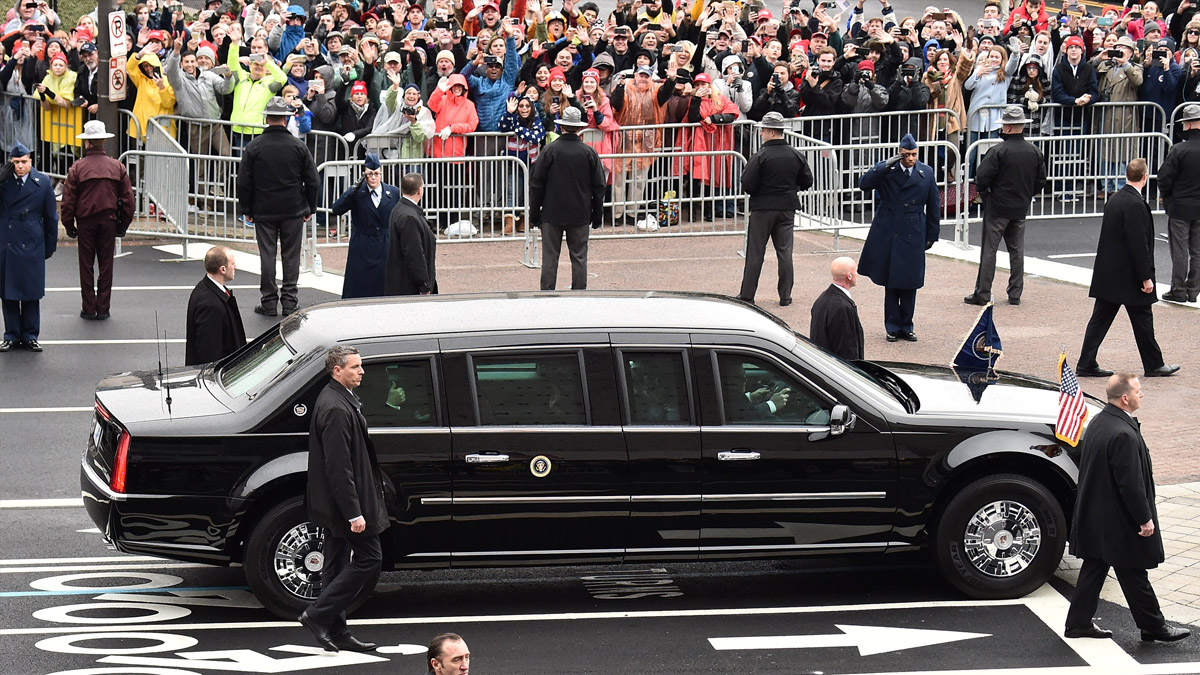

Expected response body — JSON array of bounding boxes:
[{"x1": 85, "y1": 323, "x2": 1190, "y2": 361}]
[
  {"x1": 857, "y1": 133, "x2": 940, "y2": 342},
  {"x1": 164, "y1": 29, "x2": 234, "y2": 181},
  {"x1": 195, "y1": 42, "x2": 218, "y2": 67},
  {"x1": 0, "y1": 142, "x2": 58, "y2": 352}
]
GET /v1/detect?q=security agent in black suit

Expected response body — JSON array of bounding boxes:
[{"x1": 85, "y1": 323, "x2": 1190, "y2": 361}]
[
  {"x1": 299, "y1": 346, "x2": 389, "y2": 653},
  {"x1": 809, "y1": 257, "x2": 865, "y2": 360},
  {"x1": 1076, "y1": 159, "x2": 1180, "y2": 379},
  {"x1": 1064, "y1": 374, "x2": 1190, "y2": 642},
  {"x1": 1155, "y1": 103, "x2": 1200, "y2": 303},
  {"x1": 184, "y1": 246, "x2": 246, "y2": 366},
  {"x1": 738, "y1": 111, "x2": 814, "y2": 307},
  {"x1": 383, "y1": 173, "x2": 437, "y2": 296}
]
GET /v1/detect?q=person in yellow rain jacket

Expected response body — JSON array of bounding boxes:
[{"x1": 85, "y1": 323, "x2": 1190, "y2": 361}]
[
  {"x1": 35, "y1": 52, "x2": 82, "y2": 152},
  {"x1": 126, "y1": 49, "x2": 176, "y2": 140}
]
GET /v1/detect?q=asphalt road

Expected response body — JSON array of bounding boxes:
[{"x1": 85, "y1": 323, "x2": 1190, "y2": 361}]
[{"x1": 3, "y1": 243, "x2": 1200, "y2": 675}]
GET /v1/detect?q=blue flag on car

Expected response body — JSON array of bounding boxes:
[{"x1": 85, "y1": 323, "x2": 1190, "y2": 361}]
[
  {"x1": 951, "y1": 366, "x2": 999, "y2": 404},
  {"x1": 952, "y1": 304, "x2": 1003, "y2": 371}
]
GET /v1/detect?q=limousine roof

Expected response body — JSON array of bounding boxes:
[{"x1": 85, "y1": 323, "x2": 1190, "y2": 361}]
[{"x1": 281, "y1": 291, "x2": 798, "y2": 354}]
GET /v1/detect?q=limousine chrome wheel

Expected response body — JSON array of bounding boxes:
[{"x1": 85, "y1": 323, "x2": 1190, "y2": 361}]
[
  {"x1": 243, "y1": 496, "x2": 374, "y2": 619},
  {"x1": 935, "y1": 473, "x2": 1066, "y2": 600}
]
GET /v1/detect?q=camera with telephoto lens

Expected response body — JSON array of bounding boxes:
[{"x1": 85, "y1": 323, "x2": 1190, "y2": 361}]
[
  {"x1": 858, "y1": 71, "x2": 874, "y2": 84},
  {"x1": 1107, "y1": 48, "x2": 1123, "y2": 58},
  {"x1": 900, "y1": 64, "x2": 918, "y2": 78},
  {"x1": 771, "y1": 73, "x2": 782, "y2": 86},
  {"x1": 402, "y1": 105, "x2": 418, "y2": 115}
]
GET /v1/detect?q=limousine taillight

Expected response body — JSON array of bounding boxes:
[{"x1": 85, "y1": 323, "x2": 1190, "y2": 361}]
[{"x1": 110, "y1": 431, "x2": 131, "y2": 494}]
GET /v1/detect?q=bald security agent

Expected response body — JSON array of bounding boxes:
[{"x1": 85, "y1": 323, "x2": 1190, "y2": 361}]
[
  {"x1": 1064, "y1": 374, "x2": 1190, "y2": 642},
  {"x1": 384, "y1": 173, "x2": 437, "y2": 296},
  {"x1": 858, "y1": 133, "x2": 940, "y2": 342},
  {"x1": 332, "y1": 153, "x2": 400, "y2": 298},
  {"x1": 0, "y1": 143, "x2": 58, "y2": 352},
  {"x1": 964, "y1": 105, "x2": 1047, "y2": 307},
  {"x1": 184, "y1": 246, "x2": 246, "y2": 366},
  {"x1": 809, "y1": 257, "x2": 864, "y2": 360},
  {"x1": 737, "y1": 111, "x2": 814, "y2": 306}
]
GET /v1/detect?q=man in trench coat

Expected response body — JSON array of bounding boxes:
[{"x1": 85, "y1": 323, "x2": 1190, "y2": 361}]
[
  {"x1": 331, "y1": 154, "x2": 399, "y2": 299},
  {"x1": 857, "y1": 133, "x2": 940, "y2": 342},
  {"x1": 384, "y1": 173, "x2": 437, "y2": 296},
  {"x1": 1064, "y1": 374, "x2": 1190, "y2": 642},
  {"x1": 0, "y1": 142, "x2": 58, "y2": 352}
]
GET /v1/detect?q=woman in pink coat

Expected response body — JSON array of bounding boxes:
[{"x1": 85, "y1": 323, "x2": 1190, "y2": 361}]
[
  {"x1": 576, "y1": 68, "x2": 620, "y2": 186},
  {"x1": 681, "y1": 73, "x2": 740, "y2": 221}
]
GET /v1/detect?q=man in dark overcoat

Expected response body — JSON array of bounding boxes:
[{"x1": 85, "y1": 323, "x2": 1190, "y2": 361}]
[
  {"x1": 1064, "y1": 374, "x2": 1190, "y2": 642},
  {"x1": 184, "y1": 246, "x2": 246, "y2": 366},
  {"x1": 1155, "y1": 103, "x2": 1200, "y2": 303},
  {"x1": 300, "y1": 345, "x2": 389, "y2": 653},
  {"x1": 1076, "y1": 159, "x2": 1179, "y2": 378},
  {"x1": 857, "y1": 133, "x2": 940, "y2": 342},
  {"x1": 809, "y1": 257, "x2": 864, "y2": 360},
  {"x1": 331, "y1": 154, "x2": 399, "y2": 299},
  {"x1": 0, "y1": 143, "x2": 57, "y2": 352},
  {"x1": 383, "y1": 173, "x2": 437, "y2": 296}
]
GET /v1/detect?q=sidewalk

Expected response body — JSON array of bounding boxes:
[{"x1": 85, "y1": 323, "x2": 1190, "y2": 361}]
[{"x1": 164, "y1": 223, "x2": 1200, "y2": 625}]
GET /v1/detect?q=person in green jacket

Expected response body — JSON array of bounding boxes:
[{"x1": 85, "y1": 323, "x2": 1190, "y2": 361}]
[{"x1": 227, "y1": 51, "x2": 287, "y2": 150}]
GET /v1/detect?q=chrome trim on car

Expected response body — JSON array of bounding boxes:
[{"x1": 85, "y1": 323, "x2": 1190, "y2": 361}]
[
  {"x1": 701, "y1": 425, "x2": 830, "y2": 434},
  {"x1": 699, "y1": 542, "x2": 898, "y2": 552},
  {"x1": 450, "y1": 548, "x2": 625, "y2": 557},
  {"x1": 451, "y1": 426, "x2": 625, "y2": 434},
  {"x1": 81, "y1": 460, "x2": 176, "y2": 502},
  {"x1": 126, "y1": 541, "x2": 225, "y2": 553},
  {"x1": 404, "y1": 543, "x2": 900, "y2": 558},
  {"x1": 440, "y1": 343, "x2": 610, "y2": 354},
  {"x1": 629, "y1": 494, "x2": 701, "y2": 502},
  {"x1": 702, "y1": 492, "x2": 887, "y2": 501},
  {"x1": 420, "y1": 492, "x2": 883, "y2": 505},
  {"x1": 422, "y1": 495, "x2": 630, "y2": 505}
]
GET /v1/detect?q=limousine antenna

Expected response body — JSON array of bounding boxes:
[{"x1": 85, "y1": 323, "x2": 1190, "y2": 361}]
[{"x1": 154, "y1": 312, "x2": 173, "y2": 416}]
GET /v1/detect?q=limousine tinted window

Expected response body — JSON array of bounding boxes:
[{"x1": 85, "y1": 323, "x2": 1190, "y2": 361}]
[
  {"x1": 622, "y1": 351, "x2": 691, "y2": 426},
  {"x1": 360, "y1": 359, "x2": 439, "y2": 427},
  {"x1": 220, "y1": 332, "x2": 295, "y2": 397},
  {"x1": 474, "y1": 353, "x2": 587, "y2": 425},
  {"x1": 716, "y1": 353, "x2": 831, "y2": 426}
]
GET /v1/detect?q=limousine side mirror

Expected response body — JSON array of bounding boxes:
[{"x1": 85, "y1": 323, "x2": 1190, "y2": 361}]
[{"x1": 830, "y1": 404, "x2": 856, "y2": 436}]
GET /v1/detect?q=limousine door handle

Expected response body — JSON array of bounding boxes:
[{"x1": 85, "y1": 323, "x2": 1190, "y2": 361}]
[
  {"x1": 717, "y1": 450, "x2": 762, "y2": 461},
  {"x1": 465, "y1": 453, "x2": 511, "y2": 464}
]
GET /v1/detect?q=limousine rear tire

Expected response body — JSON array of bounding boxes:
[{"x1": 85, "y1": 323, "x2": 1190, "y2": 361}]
[
  {"x1": 244, "y1": 496, "x2": 374, "y2": 620},
  {"x1": 934, "y1": 474, "x2": 1066, "y2": 600}
]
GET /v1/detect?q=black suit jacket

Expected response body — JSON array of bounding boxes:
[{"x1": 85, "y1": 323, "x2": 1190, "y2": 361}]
[
  {"x1": 384, "y1": 198, "x2": 437, "y2": 296},
  {"x1": 184, "y1": 278, "x2": 246, "y2": 366},
  {"x1": 306, "y1": 381, "x2": 390, "y2": 538},
  {"x1": 1090, "y1": 184, "x2": 1157, "y2": 306},
  {"x1": 809, "y1": 284, "x2": 864, "y2": 360},
  {"x1": 1069, "y1": 404, "x2": 1164, "y2": 569}
]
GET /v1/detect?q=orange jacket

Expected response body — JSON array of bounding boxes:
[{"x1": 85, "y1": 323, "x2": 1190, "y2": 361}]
[{"x1": 427, "y1": 73, "x2": 479, "y2": 158}]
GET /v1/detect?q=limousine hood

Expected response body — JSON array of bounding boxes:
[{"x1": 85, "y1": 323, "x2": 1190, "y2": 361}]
[
  {"x1": 95, "y1": 366, "x2": 234, "y2": 425},
  {"x1": 879, "y1": 362, "x2": 1098, "y2": 423}
]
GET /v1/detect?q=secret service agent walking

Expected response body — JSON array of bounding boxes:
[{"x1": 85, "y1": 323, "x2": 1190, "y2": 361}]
[
  {"x1": 384, "y1": 173, "x2": 437, "y2": 296},
  {"x1": 331, "y1": 154, "x2": 399, "y2": 299},
  {"x1": 1156, "y1": 103, "x2": 1200, "y2": 303},
  {"x1": 299, "y1": 345, "x2": 388, "y2": 654},
  {"x1": 0, "y1": 143, "x2": 57, "y2": 352},
  {"x1": 1076, "y1": 159, "x2": 1179, "y2": 378},
  {"x1": 964, "y1": 105, "x2": 1047, "y2": 307},
  {"x1": 184, "y1": 246, "x2": 246, "y2": 366},
  {"x1": 1064, "y1": 374, "x2": 1190, "y2": 643},
  {"x1": 858, "y1": 133, "x2": 940, "y2": 342},
  {"x1": 237, "y1": 96, "x2": 319, "y2": 317},
  {"x1": 529, "y1": 106, "x2": 606, "y2": 291},
  {"x1": 737, "y1": 111, "x2": 814, "y2": 307},
  {"x1": 59, "y1": 121, "x2": 136, "y2": 321}
]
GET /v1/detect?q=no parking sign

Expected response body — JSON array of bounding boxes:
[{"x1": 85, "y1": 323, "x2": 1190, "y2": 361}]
[{"x1": 107, "y1": 11, "x2": 128, "y2": 102}]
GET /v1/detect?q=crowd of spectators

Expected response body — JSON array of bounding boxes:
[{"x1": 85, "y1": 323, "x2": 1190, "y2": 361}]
[{"x1": 2, "y1": 0, "x2": 1198, "y2": 216}]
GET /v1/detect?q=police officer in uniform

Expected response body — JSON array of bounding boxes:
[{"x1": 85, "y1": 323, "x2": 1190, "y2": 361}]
[{"x1": 858, "y1": 134, "x2": 941, "y2": 341}]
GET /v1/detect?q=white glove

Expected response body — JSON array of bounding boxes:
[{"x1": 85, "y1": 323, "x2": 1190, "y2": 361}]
[
  {"x1": 1024, "y1": 89, "x2": 1039, "y2": 102},
  {"x1": 344, "y1": 131, "x2": 355, "y2": 142},
  {"x1": 439, "y1": 127, "x2": 452, "y2": 140},
  {"x1": 438, "y1": 75, "x2": 450, "y2": 92}
]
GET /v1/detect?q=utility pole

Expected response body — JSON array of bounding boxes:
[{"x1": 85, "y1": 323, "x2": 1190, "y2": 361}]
[{"x1": 97, "y1": 0, "x2": 124, "y2": 156}]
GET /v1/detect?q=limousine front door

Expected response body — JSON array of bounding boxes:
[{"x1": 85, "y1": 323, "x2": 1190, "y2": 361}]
[{"x1": 443, "y1": 346, "x2": 629, "y2": 566}]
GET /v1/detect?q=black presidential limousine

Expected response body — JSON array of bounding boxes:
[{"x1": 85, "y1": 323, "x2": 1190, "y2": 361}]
[{"x1": 81, "y1": 292, "x2": 1090, "y2": 618}]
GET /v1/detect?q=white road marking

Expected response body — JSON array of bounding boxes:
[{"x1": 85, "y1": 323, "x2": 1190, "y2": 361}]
[
  {"x1": 0, "y1": 498, "x2": 85, "y2": 508},
  {"x1": 45, "y1": 285, "x2": 260, "y2": 292},
  {"x1": 1022, "y1": 583, "x2": 1139, "y2": 669},
  {"x1": 32, "y1": 339, "x2": 186, "y2": 345},
  {"x1": 709, "y1": 624, "x2": 991, "y2": 656},
  {"x1": 0, "y1": 563, "x2": 209, "y2": 574},
  {"x1": 101, "y1": 644, "x2": 386, "y2": 672},
  {"x1": 1047, "y1": 253, "x2": 1098, "y2": 259},
  {"x1": 76, "y1": 527, "x2": 102, "y2": 534},
  {"x1": 0, "y1": 407, "x2": 92, "y2": 414},
  {"x1": 154, "y1": 243, "x2": 346, "y2": 296},
  {"x1": 0, "y1": 556, "x2": 161, "y2": 565}
]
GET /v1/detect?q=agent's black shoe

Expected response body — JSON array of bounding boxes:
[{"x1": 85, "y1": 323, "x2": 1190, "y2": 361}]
[
  {"x1": 1161, "y1": 291, "x2": 1189, "y2": 302},
  {"x1": 26, "y1": 340, "x2": 42, "y2": 352},
  {"x1": 779, "y1": 298, "x2": 792, "y2": 307},
  {"x1": 900, "y1": 331, "x2": 918, "y2": 342},
  {"x1": 95, "y1": 312, "x2": 110, "y2": 320},
  {"x1": 282, "y1": 306, "x2": 297, "y2": 316},
  {"x1": 254, "y1": 305, "x2": 278, "y2": 317},
  {"x1": 298, "y1": 611, "x2": 338, "y2": 652},
  {"x1": 963, "y1": 294, "x2": 989, "y2": 306},
  {"x1": 1141, "y1": 625, "x2": 1190, "y2": 642},
  {"x1": 80, "y1": 311, "x2": 100, "y2": 320},
  {"x1": 1145, "y1": 364, "x2": 1180, "y2": 377},
  {"x1": 0, "y1": 340, "x2": 14, "y2": 352},
  {"x1": 886, "y1": 332, "x2": 899, "y2": 342},
  {"x1": 1064, "y1": 624, "x2": 1113, "y2": 639},
  {"x1": 1076, "y1": 365, "x2": 1113, "y2": 378},
  {"x1": 1008, "y1": 297, "x2": 1021, "y2": 306},
  {"x1": 332, "y1": 635, "x2": 377, "y2": 652}
]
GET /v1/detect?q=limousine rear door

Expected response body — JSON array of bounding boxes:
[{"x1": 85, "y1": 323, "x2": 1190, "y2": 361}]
[{"x1": 441, "y1": 339, "x2": 629, "y2": 566}]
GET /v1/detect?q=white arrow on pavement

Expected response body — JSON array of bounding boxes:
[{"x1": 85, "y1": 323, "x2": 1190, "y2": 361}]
[{"x1": 709, "y1": 624, "x2": 992, "y2": 656}]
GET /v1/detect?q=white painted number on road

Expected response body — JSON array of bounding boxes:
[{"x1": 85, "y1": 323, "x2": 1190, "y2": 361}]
[
  {"x1": 100, "y1": 644, "x2": 388, "y2": 672},
  {"x1": 709, "y1": 624, "x2": 992, "y2": 656}
]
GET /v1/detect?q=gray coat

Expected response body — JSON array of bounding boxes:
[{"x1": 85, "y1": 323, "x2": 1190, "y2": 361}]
[{"x1": 163, "y1": 52, "x2": 233, "y2": 120}]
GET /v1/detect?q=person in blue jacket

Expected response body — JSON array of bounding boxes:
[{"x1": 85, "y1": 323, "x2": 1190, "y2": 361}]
[
  {"x1": 331, "y1": 153, "x2": 399, "y2": 299},
  {"x1": 0, "y1": 142, "x2": 58, "y2": 352},
  {"x1": 857, "y1": 134, "x2": 941, "y2": 343}
]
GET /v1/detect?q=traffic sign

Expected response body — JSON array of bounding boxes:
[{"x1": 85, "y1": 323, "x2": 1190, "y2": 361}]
[
  {"x1": 108, "y1": 10, "x2": 127, "y2": 58},
  {"x1": 108, "y1": 56, "x2": 127, "y2": 103}
]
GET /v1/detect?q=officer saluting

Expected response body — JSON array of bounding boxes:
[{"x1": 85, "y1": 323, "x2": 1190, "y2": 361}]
[
  {"x1": 0, "y1": 143, "x2": 58, "y2": 353},
  {"x1": 330, "y1": 153, "x2": 399, "y2": 299},
  {"x1": 858, "y1": 134, "x2": 941, "y2": 342}
]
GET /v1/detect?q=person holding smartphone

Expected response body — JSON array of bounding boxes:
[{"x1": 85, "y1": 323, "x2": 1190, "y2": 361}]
[{"x1": 1095, "y1": 35, "x2": 1142, "y2": 196}]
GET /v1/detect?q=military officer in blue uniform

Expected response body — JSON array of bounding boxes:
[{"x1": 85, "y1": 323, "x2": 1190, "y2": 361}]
[
  {"x1": 0, "y1": 143, "x2": 59, "y2": 352},
  {"x1": 858, "y1": 134, "x2": 941, "y2": 342},
  {"x1": 331, "y1": 154, "x2": 400, "y2": 299}
]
